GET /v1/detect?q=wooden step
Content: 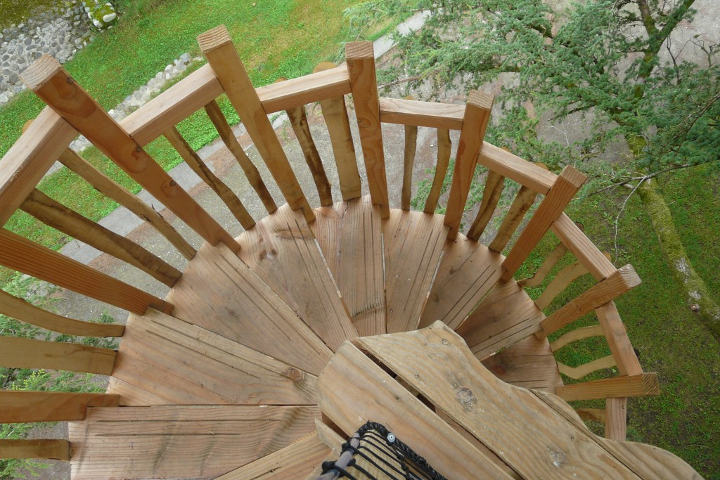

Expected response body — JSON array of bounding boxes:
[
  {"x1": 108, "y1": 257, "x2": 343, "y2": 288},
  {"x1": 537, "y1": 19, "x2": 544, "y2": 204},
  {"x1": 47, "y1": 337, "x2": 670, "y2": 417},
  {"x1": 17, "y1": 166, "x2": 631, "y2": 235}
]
[
  {"x1": 313, "y1": 196, "x2": 385, "y2": 336},
  {"x1": 69, "y1": 405, "x2": 319, "y2": 479},
  {"x1": 107, "y1": 309, "x2": 319, "y2": 406},
  {"x1": 481, "y1": 335, "x2": 563, "y2": 393}
]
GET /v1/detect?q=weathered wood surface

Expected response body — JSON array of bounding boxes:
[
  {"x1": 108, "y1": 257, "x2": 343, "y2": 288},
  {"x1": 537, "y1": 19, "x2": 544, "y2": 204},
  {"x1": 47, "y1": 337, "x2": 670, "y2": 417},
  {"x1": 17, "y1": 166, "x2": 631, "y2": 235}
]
[
  {"x1": 198, "y1": 26, "x2": 314, "y2": 222},
  {"x1": 552, "y1": 213, "x2": 617, "y2": 280},
  {"x1": 467, "y1": 169, "x2": 506, "y2": 241},
  {"x1": 0, "y1": 439, "x2": 70, "y2": 461},
  {"x1": 0, "y1": 391, "x2": 119, "y2": 423},
  {"x1": 558, "y1": 355, "x2": 616, "y2": 380},
  {"x1": 424, "y1": 128, "x2": 452, "y2": 213},
  {"x1": 379, "y1": 97, "x2": 465, "y2": 129},
  {"x1": 166, "y1": 241, "x2": 332, "y2": 375},
  {"x1": 481, "y1": 335, "x2": 563, "y2": 392},
  {"x1": 419, "y1": 234, "x2": 503, "y2": 330},
  {"x1": 257, "y1": 64, "x2": 351, "y2": 114},
  {"x1": 0, "y1": 337, "x2": 116, "y2": 374},
  {"x1": 346, "y1": 41, "x2": 390, "y2": 218},
  {"x1": 401, "y1": 119, "x2": 418, "y2": 211},
  {"x1": 556, "y1": 373, "x2": 659, "y2": 401},
  {"x1": 383, "y1": 210, "x2": 448, "y2": 333},
  {"x1": 606, "y1": 397, "x2": 628, "y2": 441},
  {"x1": 488, "y1": 184, "x2": 539, "y2": 253},
  {"x1": 238, "y1": 205, "x2": 357, "y2": 350},
  {"x1": 477, "y1": 142, "x2": 557, "y2": 194},
  {"x1": 596, "y1": 301, "x2": 643, "y2": 376},
  {"x1": 313, "y1": 197, "x2": 385, "y2": 336},
  {"x1": 108, "y1": 309, "x2": 319, "y2": 406},
  {"x1": 69, "y1": 405, "x2": 320, "y2": 479},
  {"x1": 0, "y1": 289, "x2": 124, "y2": 337}
]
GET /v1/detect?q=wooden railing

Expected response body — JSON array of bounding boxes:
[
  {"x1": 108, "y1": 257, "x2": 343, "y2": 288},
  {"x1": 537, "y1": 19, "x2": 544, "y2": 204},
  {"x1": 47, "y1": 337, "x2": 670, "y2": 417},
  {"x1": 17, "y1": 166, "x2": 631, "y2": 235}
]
[{"x1": 0, "y1": 25, "x2": 654, "y2": 461}]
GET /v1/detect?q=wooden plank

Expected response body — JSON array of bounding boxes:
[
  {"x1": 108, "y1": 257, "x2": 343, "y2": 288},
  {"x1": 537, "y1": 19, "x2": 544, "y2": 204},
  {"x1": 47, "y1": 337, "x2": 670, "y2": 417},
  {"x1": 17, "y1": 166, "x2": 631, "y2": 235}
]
[
  {"x1": 481, "y1": 335, "x2": 563, "y2": 393},
  {"x1": 456, "y1": 279, "x2": 544, "y2": 359},
  {"x1": 282, "y1": 85, "x2": 333, "y2": 206},
  {"x1": 535, "y1": 260, "x2": 592, "y2": 310},
  {"x1": 0, "y1": 289, "x2": 124, "y2": 337},
  {"x1": 556, "y1": 373, "x2": 660, "y2": 401},
  {"x1": 312, "y1": 197, "x2": 385, "y2": 336},
  {"x1": 379, "y1": 97, "x2": 465, "y2": 129},
  {"x1": 384, "y1": 209, "x2": 448, "y2": 333},
  {"x1": 257, "y1": 64, "x2": 352, "y2": 114},
  {"x1": 313, "y1": 62, "x2": 361, "y2": 202},
  {"x1": 501, "y1": 165, "x2": 587, "y2": 281},
  {"x1": 345, "y1": 41, "x2": 389, "y2": 218},
  {"x1": 69, "y1": 405, "x2": 319, "y2": 480},
  {"x1": 0, "y1": 337, "x2": 116, "y2": 374},
  {"x1": 204, "y1": 99, "x2": 277, "y2": 214},
  {"x1": 552, "y1": 212, "x2": 617, "y2": 280},
  {"x1": 0, "y1": 228, "x2": 171, "y2": 315},
  {"x1": 419, "y1": 234, "x2": 503, "y2": 330},
  {"x1": 576, "y1": 408, "x2": 607, "y2": 424},
  {"x1": 198, "y1": 26, "x2": 314, "y2": 222},
  {"x1": 477, "y1": 142, "x2": 557, "y2": 194},
  {"x1": 164, "y1": 126, "x2": 255, "y2": 229},
  {"x1": 106, "y1": 377, "x2": 170, "y2": 406},
  {"x1": 558, "y1": 355, "x2": 616, "y2": 380},
  {"x1": 537, "y1": 265, "x2": 641, "y2": 338},
  {"x1": 58, "y1": 147, "x2": 195, "y2": 260},
  {"x1": 21, "y1": 188, "x2": 182, "y2": 287},
  {"x1": 21, "y1": 55, "x2": 239, "y2": 251},
  {"x1": 444, "y1": 91, "x2": 494, "y2": 240},
  {"x1": 518, "y1": 241, "x2": 568, "y2": 288},
  {"x1": 0, "y1": 391, "x2": 119, "y2": 423},
  {"x1": 359, "y1": 322, "x2": 639, "y2": 479},
  {"x1": 595, "y1": 301, "x2": 643, "y2": 376},
  {"x1": 0, "y1": 107, "x2": 77, "y2": 227},
  {"x1": 488, "y1": 184, "x2": 539, "y2": 253},
  {"x1": 166, "y1": 241, "x2": 333, "y2": 375},
  {"x1": 109, "y1": 309, "x2": 319, "y2": 406},
  {"x1": 424, "y1": 128, "x2": 452, "y2": 213},
  {"x1": 316, "y1": 342, "x2": 513, "y2": 479},
  {"x1": 0, "y1": 439, "x2": 70, "y2": 461},
  {"x1": 218, "y1": 433, "x2": 330, "y2": 480},
  {"x1": 550, "y1": 324, "x2": 605, "y2": 351},
  {"x1": 401, "y1": 118, "x2": 418, "y2": 210},
  {"x1": 238, "y1": 205, "x2": 356, "y2": 350},
  {"x1": 467, "y1": 170, "x2": 506, "y2": 241},
  {"x1": 606, "y1": 397, "x2": 628, "y2": 441},
  {"x1": 121, "y1": 64, "x2": 223, "y2": 146}
]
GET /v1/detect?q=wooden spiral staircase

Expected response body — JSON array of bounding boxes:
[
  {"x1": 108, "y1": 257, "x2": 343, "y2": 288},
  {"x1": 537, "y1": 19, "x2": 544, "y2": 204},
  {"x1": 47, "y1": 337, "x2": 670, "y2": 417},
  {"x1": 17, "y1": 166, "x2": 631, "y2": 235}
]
[{"x1": 0, "y1": 26, "x2": 701, "y2": 479}]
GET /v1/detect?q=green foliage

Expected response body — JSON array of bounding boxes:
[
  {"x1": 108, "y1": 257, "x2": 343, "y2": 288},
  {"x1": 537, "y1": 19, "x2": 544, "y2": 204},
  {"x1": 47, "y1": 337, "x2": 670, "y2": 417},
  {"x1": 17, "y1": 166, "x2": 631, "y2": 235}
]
[{"x1": 0, "y1": 0, "x2": 60, "y2": 29}]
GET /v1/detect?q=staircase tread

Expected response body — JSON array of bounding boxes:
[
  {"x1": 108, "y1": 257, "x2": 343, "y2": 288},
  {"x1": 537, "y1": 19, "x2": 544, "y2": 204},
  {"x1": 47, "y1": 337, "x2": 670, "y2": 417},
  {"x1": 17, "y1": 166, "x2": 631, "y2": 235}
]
[{"x1": 481, "y1": 335, "x2": 563, "y2": 393}]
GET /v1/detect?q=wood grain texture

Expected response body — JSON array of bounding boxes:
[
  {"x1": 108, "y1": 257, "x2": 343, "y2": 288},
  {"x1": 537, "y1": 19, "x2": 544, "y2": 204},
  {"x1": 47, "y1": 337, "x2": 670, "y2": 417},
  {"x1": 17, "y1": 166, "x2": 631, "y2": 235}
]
[
  {"x1": 518, "y1": 240, "x2": 568, "y2": 288},
  {"x1": 312, "y1": 197, "x2": 385, "y2": 336},
  {"x1": 313, "y1": 62, "x2": 362, "y2": 202},
  {"x1": 69, "y1": 405, "x2": 320, "y2": 479},
  {"x1": 605, "y1": 397, "x2": 628, "y2": 441},
  {"x1": 0, "y1": 228, "x2": 171, "y2": 315},
  {"x1": 595, "y1": 301, "x2": 643, "y2": 376},
  {"x1": 467, "y1": 169, "x2": 506, "y2": 241},
  {"x1": 0, "y1": 439, "x2": 70, "y2": 461},
  {"x1": 164, "y1": 126, "x2": 255, "y2": 229},
  {"x1": 198, "y1": 26, "x2": 314, "y2": 222},
  {"x1": 109, "y1": 309, "x2": 319, "y2": 406},
  {"x1": 166, "y1": 240, "x2": 333, "y2": 375},
  {"x1": 424, "y1": 128, "x2": 452, "y2": 213},
  {"x1": 481, "y1": 335, "x2": 563, "y2": 393},
  {"x1": 488, "y1": 184, "x2": 539, "y2": 253},
  {"x1": 0, "y1": 391, "x2": 119, "y2": 423},
  {"x1": 501, "y1": 165, "x2": 587, "y2": 281},
  {"x1": 58, "y1": 147, "x2": 195, "y2": 260},
  {"x1": 203, "y1": 99, "x2": 277, "y2": 214},
  {"x1": 345, "y1": 41, "x2": 389, "y2": 218},
  {"x1": 21, "y1": 188, "x2": 182, "y2": 287},
  {"x1": 419, "y1": 234, "x2": 504, "y2": 330},
  {"x1": 477, "y1": 142, "x2": 557, "y2": 194},
  {"x1": 550, "y1": 324, "x2": 605, "y2": 352},
  {"x1": 444, "y1": 91, "x2": 493, "y2": 240},
  {"x1": 401, "y1": 121, "x2": 418, "y2": 210},
  {"x1": 257, "y1": 64, "x2": 352, "y2": 113},
  {"x1": 0, "y1": 107, "x2": 77, "y2": 227},
  {"x1": 556, "y1": 373, "x2": 659, "y2": 401},
  {"x1": 379, "y1": 97, "x2": 465, "y2": 129},
  {"x1": 384, "y1": 209, "x2": 448, "y2": 333},
  {"x1": 558, "y1": 355, "x2": 616, "y2": 380},
  {"x1": 316, "y1": 342, "x2": 513, "y2": 479},
  {"x1": 22, "y1": 54, "x2": 239, "y2": 250},
  {"x1": 0, "y1": 289, "x2": 124, "y2": 337},
  {"x1": 0, "y1": 337, "x2": 116, "y2": 374},
  {"x1": 238, "y1": 205, "x2": 357, "y2": 350},
  {"x1": 552, "y1": 213, "x2": 617, "y2": 281},
  {"x1": 535, "y1": 259, "x2": 597, "y2": 310}
]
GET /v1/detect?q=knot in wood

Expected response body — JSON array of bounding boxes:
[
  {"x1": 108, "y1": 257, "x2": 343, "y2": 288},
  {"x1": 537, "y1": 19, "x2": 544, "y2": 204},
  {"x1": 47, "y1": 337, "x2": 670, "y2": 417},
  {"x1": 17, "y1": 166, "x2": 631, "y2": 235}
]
[
  {"x1": 549, "y1": 448, "x2": 566, "y2": 467},
  {"x1": 456, "y1": 387, "x2": 476, "y2": 412},
  {"x1": 283, "y1": 367, "x2": 304, "y2": 383}
]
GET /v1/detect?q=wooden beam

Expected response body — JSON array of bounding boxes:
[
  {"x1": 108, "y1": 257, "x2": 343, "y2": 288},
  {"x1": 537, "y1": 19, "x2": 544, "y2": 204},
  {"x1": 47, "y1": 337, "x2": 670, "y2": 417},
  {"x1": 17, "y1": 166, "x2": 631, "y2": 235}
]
[
  {"x1": 0, "y1": 337, "x2": 116, "y2": 374},
  {"x1": 551, "y1": 213, "x2": 617, "y2": 281},
  {"x1": 488, "y1": 184, "x2": 539, "y2": 252},
  {"x1": 257, "y1": 65, "x2": 351, "y2": 113},
  {"x1": 477, "y1": 142, "x2": 557, "y2": 194},
  {"x1": 0, "y1": 439, "x2": 70, "y2": 461},
  {"x1": 198, "y1": 25, "x2": 314, "y2": 222},
  {"x1": 595, "y1": 301, "x2": 643, "y2": 376},
  {"x1": 401, "y1": 105, "x2": 418, "y2": 210},
  {"x1": 379, "y1": 97, "x2": 465, "y2": 129},
  {"x1": 21, "y1": 55, "x2": 239, "y2": 251},
  {"x1": 467, "y1": 170, "x2": 505, "y2": 241},
  {"x1": 424, "y1": 128, "x2": 451, "y2": 213},
  {"x1": 0, "y1": 391, "x2": 119, "y2": 423},
  {"x1": 605, "y1": 397, "x2": 628, "y2": 441},
  {"x1": 556, "y1": 373, "x2": 659, "y2": 401}
]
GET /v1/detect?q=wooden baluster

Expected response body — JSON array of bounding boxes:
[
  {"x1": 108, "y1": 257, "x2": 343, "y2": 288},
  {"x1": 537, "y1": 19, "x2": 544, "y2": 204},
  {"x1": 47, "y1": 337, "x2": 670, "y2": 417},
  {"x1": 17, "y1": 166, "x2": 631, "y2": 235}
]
[
  {"x1": 164, "y1": 126, "x2": 255, "y2": 230},
  {"x1": 21, "y1": 189, "x2": 182, "y2": 287},
  {"x1": 467, "y1": 170, "x2": 506, "y2": 241},
  {"x1": 0, "y1": 337, "x2": 116, "y2": 375},
  {"x1": 595, "y1": 301, "x2": 642, "y2": 376},
  {"x1": 0, "y1": 229, "x2": 171, "y2": 315},
  {"x1": 444, "y1": 91, "x2": 494, "y2": 240},
  {"x1": 20, "y1": 55, "x2": 240, "y2": 252},
  {"x1": 534, "y1": 260, "x2": 591, "y2": 310},
  {"x1": 549, "y1": 324, "x2": 605, "y2": 351},
  {"x1": 518, "y1": 240, "x2": 569, "y2": 288},
  {"x1": 345, "y1": 41, "x2": 390, "y2": 218},
  {"x1": 401, "y1": 96, "x2": 418, "y2": 210},
  {"x1": 198, "y1": 26, "x2": 314, "y2": 222},
  {"x1": 313, "y1": 62, "x2": 361, "y2": 202},
  {"x1": 555, "y1": 373, "x2": 659, "y2": 401},
  {"x1": 424, "y1": 128, "x2": 451, "y2": 213},
  {"x1": 277, "y1": 77, "x2": 333, "y2": 206},
  {"x1": 0, "y1": 440, "x2": 70, "y2": 461},
  {"x1": 0, "y1": 391, "x2": 119, "y2": 423},
  {"x1": 551, "y1": 213, "x2": 616, "y2": 281},
  {"x1": 203, "y1": 99, "x2": 277, "y2": 214},
  {"x1": 501, "y1": 165, "x2": 586, "y2": 281},
  {"x1": 557, "y1": 355, "x2": 617, "y2": 380},
  {"x1": 488, "y1": 184, "x2": 539, "y2": 253},
  {"x1": 605, "y1": 398, "x2": 628, "y2": 441}
]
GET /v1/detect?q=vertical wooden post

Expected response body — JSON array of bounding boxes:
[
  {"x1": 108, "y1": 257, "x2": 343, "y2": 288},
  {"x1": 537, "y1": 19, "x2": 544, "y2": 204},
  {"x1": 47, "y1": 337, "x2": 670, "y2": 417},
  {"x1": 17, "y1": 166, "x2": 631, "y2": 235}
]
[
  {"x1": 198, "y1": 25, "x2": 315, "y2": 222},
  {"x1": 401, "y1": 95, "x2": 418, "y2": 211},
  {"x1": 605, "y1": 397, "x2": 628, "y2": 441},
  {"x1": 423, "y1": 128, "x2": 451, "y2": 214},
  {"x1": 444, "y1": 91, "x2": 494, "y2": 240},
  {"x1": 345, "y1": 42, "x2": 389, "y2": 218},
  {"x1": 20, "y1": 55, "x2": 240, "y2": 253}
]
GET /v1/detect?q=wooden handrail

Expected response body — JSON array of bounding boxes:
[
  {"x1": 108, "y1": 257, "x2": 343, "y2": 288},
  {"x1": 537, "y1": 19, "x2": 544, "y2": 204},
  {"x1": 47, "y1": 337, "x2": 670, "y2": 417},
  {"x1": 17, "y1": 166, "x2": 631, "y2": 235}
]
[
  {"x1": 551, "y1": 213, "x2": 616, "y2": 280},
  {"x1": 0, "y1": 391, "x2": 119, "y2": 423},
  {"x1": 556, "y1": 373, "x2": 659, "y2": 401},
  {"x1": 379, "y1": 97, "x2": 465, "y2": 129},
  {"x1": 258, "y1": 65, "x2": 351, "y2": 114},
  {"x1": 478, "y1": 142, "x2": 557, "y2": 194}
]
